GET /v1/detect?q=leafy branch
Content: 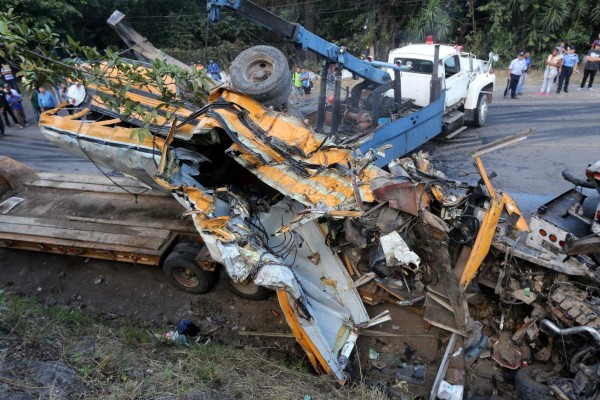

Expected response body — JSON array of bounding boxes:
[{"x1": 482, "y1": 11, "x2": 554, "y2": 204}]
[{"x1": 1, "y1": 8, "x2": 213, "y2": 142}]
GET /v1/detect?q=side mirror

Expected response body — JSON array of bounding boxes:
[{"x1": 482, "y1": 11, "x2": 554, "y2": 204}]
[{"x1": 488, "y1": 52, "x2": 499, "y2": 62}]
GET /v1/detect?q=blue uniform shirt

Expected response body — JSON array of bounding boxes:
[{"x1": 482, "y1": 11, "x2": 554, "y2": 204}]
[
  {"x1": 38, "y1": 91, "x2": 56, "y2": 108},
  {"x1": 562, "y1": 53, "x2": 579, "y2": 67}
]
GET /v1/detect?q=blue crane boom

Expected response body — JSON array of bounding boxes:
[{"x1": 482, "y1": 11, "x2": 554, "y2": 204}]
[{"x1": 207, "y1": 0, "x2": 394, "y2": 84}]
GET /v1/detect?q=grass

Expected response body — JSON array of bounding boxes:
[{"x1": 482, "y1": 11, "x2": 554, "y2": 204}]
[{"x1": 0, "y1": 289, "x2": 387, "y2": 399}]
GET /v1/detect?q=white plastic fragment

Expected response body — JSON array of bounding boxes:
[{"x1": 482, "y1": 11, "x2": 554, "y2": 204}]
[{"x1": 380, "y1": 231, "x2": 420, "y2": 268}]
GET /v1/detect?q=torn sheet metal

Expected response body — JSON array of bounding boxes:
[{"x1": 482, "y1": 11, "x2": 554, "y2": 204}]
[
  {"x1": 256, "y1": 199, "x2": 374, "y2": 382},
  {"x1": 39, "y1": 106, "x2": 165, "y2": 190},
  {"x1": 36, "y1": 82, "x2": 461, "y2": 382},
  {"x1": 182, "y1": 186, "x2": 376, "y2": 382}
]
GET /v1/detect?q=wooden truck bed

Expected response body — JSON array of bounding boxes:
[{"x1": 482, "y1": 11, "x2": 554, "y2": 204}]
[{"x1": 0, "y1": 159, "x2": 197, "y2": 266}]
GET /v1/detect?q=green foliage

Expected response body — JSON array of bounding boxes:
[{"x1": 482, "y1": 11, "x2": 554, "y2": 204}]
[
  {"x1": 1, "y1": 8, "x2": 212, "y2": 142},
  {"x1": 406, "y1": 0, "x2": 452, "y2": 42},
  {"x1": 4, "y1": 0, "x2": 600, "y2": 99},
  {"x1": 3, "y1": 0, "x2": 86, "y2": 35}
]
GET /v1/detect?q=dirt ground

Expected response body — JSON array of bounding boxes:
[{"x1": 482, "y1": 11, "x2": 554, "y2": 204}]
[{"x1": 0, "y1": 246, "x2": 453, "y2": 397}]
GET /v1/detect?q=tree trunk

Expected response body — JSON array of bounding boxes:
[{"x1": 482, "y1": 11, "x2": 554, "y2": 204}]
[{"x1": 304, "y1": 0, "x2": 317, "y2": 65}]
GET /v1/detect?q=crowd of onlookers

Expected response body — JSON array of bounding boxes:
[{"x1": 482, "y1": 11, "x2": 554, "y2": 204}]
[
  {"x1": 507, "y1": 35, "x2": 600, "y2": 98},
  {"x1": 0, "y1": 62, "x2": 88, "y2": 137}
]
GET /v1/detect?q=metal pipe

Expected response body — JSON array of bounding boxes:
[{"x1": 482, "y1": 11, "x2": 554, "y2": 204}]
[
  {"x1": 331, "y1": 65, "x2": 342, "y2": 134},
  {"x1": 394, "y1": 69, "x2": 401, "y2": 111},
  {"x1": 316, "y1": 61, "x2": 328, "y2": 133},
  {"x1": 429, "y1": 332, "x2": 458, "y2": 400},
  {"x1": 540, "y1": 319, "x2": 600, "y2": 343},
  {"x1": 430, "y1": 44, "x2": 442, "y2": 103}
]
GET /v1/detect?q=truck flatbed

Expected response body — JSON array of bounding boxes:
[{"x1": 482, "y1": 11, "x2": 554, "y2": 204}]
[{"x1": 0, "y1": 157, "x2": 196, "y2": 266}]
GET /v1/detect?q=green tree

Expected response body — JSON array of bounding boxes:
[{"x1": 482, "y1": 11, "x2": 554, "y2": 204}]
[{"x1": 0, "y1": 8, "x2": 211, "y2": 141}]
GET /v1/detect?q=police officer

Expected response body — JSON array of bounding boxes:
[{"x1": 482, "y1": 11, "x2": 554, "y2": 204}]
[
  {"x1": 508, "y1": 51, "x2": 526, "y2": 99},
  {"x1": 557, "y1": 45, "x2": 579, "y2": 93}
]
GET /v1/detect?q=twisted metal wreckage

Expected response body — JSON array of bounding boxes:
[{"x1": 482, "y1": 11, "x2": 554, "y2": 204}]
[
  {"x1": 30, "y1": 9, "x2": 600, "y2": 396},
  {"x1": 38, "y1": 71, "x2": 536, "y2": 386}
]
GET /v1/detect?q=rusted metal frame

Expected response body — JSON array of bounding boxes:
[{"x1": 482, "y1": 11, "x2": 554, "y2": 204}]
[{"x1": 0, "y1": 236, "x2": 163, "y2": 266}]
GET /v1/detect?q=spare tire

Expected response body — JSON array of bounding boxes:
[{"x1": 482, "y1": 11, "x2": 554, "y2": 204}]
[{"x1": 230, "y1": 45, "x2": 292, "y2": 107}]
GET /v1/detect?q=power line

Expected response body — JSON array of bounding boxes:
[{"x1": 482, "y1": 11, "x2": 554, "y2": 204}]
[{"x1": 115, "y1": 0, "x2": 372, "y2": 20}]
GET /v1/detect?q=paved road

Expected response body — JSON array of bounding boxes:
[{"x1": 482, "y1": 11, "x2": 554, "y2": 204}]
[
  {"x1": 422, "y1": 84, "x2": 600, "y2": 215},
  {"x1": 0, "y1": 100, "x2": 100, "y2": 175},
  {"x1": 1, "y1": 84, "x2": 600, "y2": 214}
]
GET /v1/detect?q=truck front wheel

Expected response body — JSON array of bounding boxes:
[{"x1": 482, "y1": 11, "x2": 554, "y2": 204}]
[
  {"x1": 162, "y1": 251, "x2": 214, "y2": 294},
  {"x1": 472, "y1": 93, "x2": 488, "y2": 127},
  {"x1": 219, "y1": 268, "x2": 272, "y2": 300}
]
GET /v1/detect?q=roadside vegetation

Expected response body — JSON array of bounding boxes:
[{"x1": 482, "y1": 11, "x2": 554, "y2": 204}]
[
  {"x1": 0, "y1": 289, "x2": 385, "y2": 399},
  {"x1": 4, "y1": 0, "x2": 600, "y2": 69}
]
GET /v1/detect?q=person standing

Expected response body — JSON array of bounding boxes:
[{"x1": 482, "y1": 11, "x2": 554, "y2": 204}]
[
  {"x1": 292, "y1": 67, "x2": 303, "y2": 102},
  {"x1": 1, "y1": 64, "x2": 19, "y2": 93},
  {"x1": 300, "y1": 68, "x2": 311, "y2": 100},
  {"x1": 553, "y1": 40, "x2": 568, "y2": 84},
  {"x1": 6, "y1": 91, "x2": 27, "y2": 128},
  {"x1": 0, "y1": 101, "x2": 5, "y2": 137},
  {"x1": 0, "y1": 90, "x2": 18, "y2": 127},
  {"x1": 57, "y1": 82, "x2": 68, "y2": 104},
  {"x1": 577, "y1": 43, "x2": 600, "y2": 91},
  {"x1": 65, "y1": 81, "x2": 86, "y2": 114},
  {"x1": 38, "y1": 86, "x2": 56, "y2": 112},
  {"x1": 557, "y1": 46, "x2": 579, "y2": 93},
  {"x1": 508, "y1": 51, "x2": 526, "y2": 99},
  {"x1": 537, "y1": 48, "x2": 562, "y2": 96},
  {"x1": 591, "y1": 34, "x2": 600, "y2": 49},
  {"x1": 207, "y1": 59, "x2": 222, "y2": 83},
  {"x1": 516, "y1": 51, "x2": 531, "y2": 95},
  {"x1": 29, "y1": 88, "x2": 41, "y2": 121}
]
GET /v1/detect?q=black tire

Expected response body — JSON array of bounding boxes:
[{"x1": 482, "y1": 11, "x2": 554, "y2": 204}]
[
  {"x1": 515, "y1": 364, "x2": 556, "y2": 400},
  {"x1": 162, "y1": 251, "x2": 214, "y2": 294},
  {"x1": 172, "y1": 241, "x2": 203, "y2": 257},
  {"x1": 267, "y1": 85, "x2": 294, "y2": 109},
  {"x1": 218, "y1": 267, "x2": 272, "y2": 300},
  {"x1": 471, "y1": 93, "x2": 488, "y2": 127},
  {"x1": 230, "y1": 45, "x2": 292, "y2": 106}
]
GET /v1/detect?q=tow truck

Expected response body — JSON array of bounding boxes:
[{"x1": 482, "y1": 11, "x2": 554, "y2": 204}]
[
  {"x1": 205, "y1": 0, "x2": 447, "y2": 167},
  {"x1": 388, "y1": 42, "x2": 497, "y2": 135}
]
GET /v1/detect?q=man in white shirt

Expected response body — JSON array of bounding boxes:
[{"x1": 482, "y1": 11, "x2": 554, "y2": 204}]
[
  {"x1": 508, "y1": 51, "x2": 526, "y2": 99},
  {"x1": 65, "y1": 81, "x2": 86, "y2": 114}
]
